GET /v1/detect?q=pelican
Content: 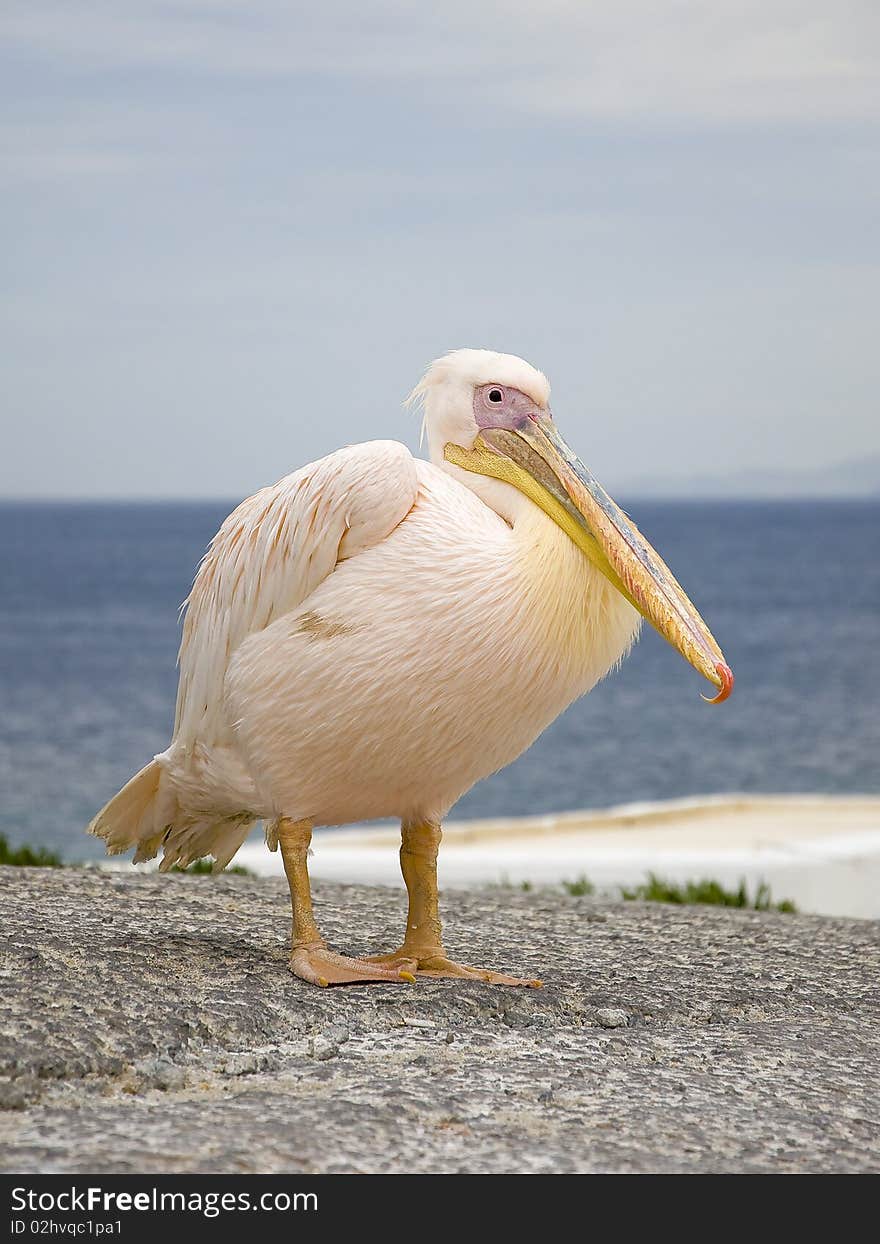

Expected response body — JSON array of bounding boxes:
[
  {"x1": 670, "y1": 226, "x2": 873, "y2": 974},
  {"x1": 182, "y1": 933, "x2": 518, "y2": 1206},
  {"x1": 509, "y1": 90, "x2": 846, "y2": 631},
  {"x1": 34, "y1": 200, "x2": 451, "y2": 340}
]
[{"x1": 89, "y1": 349, "x2": 733, "y2": 988}]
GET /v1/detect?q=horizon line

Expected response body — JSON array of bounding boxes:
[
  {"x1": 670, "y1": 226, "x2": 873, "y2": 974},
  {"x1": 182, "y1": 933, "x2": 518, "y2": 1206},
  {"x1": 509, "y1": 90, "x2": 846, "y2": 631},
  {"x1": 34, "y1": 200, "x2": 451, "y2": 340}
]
[{"x1": 1, "y1": 491, "x2": 877, "y2": 505}]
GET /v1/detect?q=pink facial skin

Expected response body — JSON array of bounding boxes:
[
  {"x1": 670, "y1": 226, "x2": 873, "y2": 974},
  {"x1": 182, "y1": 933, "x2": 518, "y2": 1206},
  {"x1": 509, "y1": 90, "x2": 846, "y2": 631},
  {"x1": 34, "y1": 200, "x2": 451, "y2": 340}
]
[{"x1": 473, "y1": 383, "x2": 548, "y2": 432}]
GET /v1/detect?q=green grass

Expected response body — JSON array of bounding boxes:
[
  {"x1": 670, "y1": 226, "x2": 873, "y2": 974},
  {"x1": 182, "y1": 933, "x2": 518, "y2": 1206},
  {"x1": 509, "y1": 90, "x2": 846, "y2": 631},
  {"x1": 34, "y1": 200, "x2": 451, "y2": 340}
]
[
  {"x1": 561, "y1": 874, "x2": 595, "y2": 897},
  {"x1": 492, "y1": 870, "x2": 796, "y2": 912},
  {"x1": 0, "y1": 833, "x2": 64, "y2": 868},
  {"x1": 171, "y1": 857, "x2": 253, "y2": 876},
  {"x1": 619, "y1": 873, "x2": 796, "y2": 913},
  {"x1": 488, "y1": 875, "x2": 534, "y2": 892}
]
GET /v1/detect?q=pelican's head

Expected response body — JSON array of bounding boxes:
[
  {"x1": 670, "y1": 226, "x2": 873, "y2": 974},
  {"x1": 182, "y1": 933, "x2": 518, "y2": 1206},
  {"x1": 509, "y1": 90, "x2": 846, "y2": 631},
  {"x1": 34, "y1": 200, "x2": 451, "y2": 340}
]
[{"x1": 410, "y1": 348, "x2": 733, "y2": 703}]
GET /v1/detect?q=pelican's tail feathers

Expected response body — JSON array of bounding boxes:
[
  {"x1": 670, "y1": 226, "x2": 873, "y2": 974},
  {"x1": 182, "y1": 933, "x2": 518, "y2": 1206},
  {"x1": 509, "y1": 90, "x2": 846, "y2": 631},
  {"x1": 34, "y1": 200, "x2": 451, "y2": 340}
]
[
  {"x1": 87, "y1": 753, "x2": 257, "y2": 873},
  {"x1": 87, "y1": 759, "x2": 168, "y2": 862}
]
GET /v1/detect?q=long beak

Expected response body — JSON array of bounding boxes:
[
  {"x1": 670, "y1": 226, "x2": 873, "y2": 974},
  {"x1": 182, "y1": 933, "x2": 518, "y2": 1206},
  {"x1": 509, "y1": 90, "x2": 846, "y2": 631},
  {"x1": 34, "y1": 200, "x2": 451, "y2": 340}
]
[{"x1": 445, "y1": 420, "x2": 733, "y2": 703}]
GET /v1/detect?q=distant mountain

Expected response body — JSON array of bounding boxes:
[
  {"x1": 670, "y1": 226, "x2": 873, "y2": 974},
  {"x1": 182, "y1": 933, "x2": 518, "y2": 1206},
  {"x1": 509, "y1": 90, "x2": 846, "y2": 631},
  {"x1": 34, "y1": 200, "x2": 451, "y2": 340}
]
[{"x1": 620, "y1": 454, "x2": 880, "y2": 500}]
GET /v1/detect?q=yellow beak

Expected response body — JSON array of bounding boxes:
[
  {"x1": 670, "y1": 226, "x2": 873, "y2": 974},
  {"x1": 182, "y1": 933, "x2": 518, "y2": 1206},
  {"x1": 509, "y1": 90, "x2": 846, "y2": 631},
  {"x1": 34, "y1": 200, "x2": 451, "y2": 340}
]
[{"x1": 445, "y1": 420, "x2": 734, "y2": 703}]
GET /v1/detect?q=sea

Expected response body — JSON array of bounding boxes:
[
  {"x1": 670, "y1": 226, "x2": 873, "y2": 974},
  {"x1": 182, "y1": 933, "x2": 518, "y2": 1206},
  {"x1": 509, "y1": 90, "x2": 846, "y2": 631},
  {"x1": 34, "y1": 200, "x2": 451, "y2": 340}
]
[{"x1": 0, "y1": 499, "x2": 877, "y2": 862}]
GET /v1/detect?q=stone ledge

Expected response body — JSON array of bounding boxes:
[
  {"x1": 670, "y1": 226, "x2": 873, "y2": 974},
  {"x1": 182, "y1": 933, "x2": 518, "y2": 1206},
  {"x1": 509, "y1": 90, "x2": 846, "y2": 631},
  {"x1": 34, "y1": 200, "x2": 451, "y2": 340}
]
[{"x1": 1, "y1": 866, "x2": 878, "y2": 1173}]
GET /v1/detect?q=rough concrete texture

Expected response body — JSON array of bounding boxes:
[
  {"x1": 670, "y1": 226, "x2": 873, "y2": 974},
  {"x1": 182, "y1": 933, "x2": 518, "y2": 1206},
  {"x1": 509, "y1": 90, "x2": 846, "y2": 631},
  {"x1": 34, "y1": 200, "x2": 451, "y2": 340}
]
[{"x1": 1, "y1": 865, "x2": 878, "y2": 1174}]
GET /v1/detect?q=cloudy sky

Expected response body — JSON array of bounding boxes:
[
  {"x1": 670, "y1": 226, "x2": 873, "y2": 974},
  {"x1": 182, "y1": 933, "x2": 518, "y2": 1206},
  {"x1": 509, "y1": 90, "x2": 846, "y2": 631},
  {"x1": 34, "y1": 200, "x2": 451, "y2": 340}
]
[{"x1": 2, "y1": 1, "x2": 878, "y2": 498}]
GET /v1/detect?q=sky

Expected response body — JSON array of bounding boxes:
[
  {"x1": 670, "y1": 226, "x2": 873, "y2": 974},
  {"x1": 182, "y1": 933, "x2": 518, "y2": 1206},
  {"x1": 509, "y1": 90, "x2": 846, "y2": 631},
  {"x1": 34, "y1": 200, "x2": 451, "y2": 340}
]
[{"x1": 2, "y1": 1, "x2": 879, "y2": 499}]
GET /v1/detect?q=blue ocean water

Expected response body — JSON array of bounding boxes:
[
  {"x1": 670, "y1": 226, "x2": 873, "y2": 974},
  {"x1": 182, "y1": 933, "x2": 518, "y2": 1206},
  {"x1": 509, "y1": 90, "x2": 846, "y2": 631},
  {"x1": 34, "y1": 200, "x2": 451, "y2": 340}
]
[{"x1": 0, "y1": 500, "x2": 877, "y2": 861}]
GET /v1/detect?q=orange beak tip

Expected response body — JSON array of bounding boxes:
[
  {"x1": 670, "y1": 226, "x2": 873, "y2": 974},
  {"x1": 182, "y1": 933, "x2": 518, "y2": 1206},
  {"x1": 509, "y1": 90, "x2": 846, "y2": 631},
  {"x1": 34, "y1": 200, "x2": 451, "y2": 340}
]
[{"x1": 702, "y1": 662, "x2": 734, "y2": 705}]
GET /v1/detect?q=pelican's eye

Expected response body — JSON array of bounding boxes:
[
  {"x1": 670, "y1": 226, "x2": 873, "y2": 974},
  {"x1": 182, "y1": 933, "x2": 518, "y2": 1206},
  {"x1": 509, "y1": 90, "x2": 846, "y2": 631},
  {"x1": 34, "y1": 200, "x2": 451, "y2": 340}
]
[{"x1": 473, "y1": 381, "x2": 540, "y2": 430}]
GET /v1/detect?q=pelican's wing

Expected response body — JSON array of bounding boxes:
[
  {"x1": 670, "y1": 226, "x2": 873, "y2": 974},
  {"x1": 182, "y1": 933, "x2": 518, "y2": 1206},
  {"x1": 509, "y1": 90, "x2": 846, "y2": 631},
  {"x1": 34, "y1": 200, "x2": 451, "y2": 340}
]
[{"x1": 173, "y1": 440, "x2": 418, "y2": 748}]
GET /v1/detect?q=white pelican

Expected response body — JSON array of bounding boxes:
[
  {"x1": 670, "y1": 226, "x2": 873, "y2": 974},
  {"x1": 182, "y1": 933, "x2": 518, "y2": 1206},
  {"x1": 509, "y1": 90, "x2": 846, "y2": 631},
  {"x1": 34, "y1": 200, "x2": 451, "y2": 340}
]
[{"x1": 90, "y1": 349, "x2": 732, "y2": 988}]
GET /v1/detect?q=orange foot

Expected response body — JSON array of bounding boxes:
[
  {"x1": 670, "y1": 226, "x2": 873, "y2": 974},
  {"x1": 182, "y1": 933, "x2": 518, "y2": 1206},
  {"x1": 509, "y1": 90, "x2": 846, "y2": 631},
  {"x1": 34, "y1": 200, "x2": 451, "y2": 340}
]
[
  {"x1": 290, "y1": 943, "x2": 416, "y2": 988},
  {"x1": 362, "y1": 949, "x2": 542, "y2": 988}
]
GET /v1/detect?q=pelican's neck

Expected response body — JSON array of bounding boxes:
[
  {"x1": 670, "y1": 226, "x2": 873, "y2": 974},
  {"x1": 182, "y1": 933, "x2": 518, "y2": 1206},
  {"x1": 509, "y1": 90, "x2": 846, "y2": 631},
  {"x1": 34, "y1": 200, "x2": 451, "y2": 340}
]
[
  {"x1": 518, "y1": 499, "x2": 642, "y2": 693},
  {"x1": 439, "y1": 458, "x2": 642, "y2": 690},
  {"x1": 437, "y1": 456, "x2": 534, "y2": 528}
]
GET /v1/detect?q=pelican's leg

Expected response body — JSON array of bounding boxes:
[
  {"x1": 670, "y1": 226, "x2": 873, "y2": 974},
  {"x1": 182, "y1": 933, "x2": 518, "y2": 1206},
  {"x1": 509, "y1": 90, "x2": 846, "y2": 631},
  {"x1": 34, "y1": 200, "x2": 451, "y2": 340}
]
[
  {"x1": 276, "y1": 817, "x2": 412, "y2": 987},
  {"x1": 363, "y1": 821, "x2": 542, "y2": 988}
]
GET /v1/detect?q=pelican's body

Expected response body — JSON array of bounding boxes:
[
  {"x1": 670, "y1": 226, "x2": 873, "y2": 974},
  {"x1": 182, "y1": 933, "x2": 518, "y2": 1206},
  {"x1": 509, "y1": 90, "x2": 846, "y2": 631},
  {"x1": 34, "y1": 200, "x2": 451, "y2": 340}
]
[
  {"x1": 166, "y1": 453, "x2": 637, "y2": 848},
  {"x1": 91, "y1": 349, "x2": 731, "y2": 988}
]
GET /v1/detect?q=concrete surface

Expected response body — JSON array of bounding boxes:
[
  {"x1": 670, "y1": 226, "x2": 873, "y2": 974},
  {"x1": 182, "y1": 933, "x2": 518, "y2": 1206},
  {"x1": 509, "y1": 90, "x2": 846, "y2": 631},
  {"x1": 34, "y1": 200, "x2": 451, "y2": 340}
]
[{"x1": 1, "y1": 865, "x2": 878, "y2": 1174}]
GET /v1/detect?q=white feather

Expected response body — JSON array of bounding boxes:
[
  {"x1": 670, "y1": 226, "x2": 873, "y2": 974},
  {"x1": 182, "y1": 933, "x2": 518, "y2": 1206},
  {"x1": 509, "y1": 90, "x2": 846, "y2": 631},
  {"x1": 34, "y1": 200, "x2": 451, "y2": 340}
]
[{"x1": 174, "y1": 439, "x2": 418, "y2": 750}]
